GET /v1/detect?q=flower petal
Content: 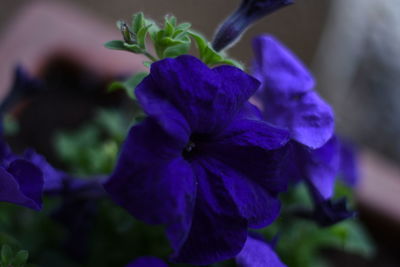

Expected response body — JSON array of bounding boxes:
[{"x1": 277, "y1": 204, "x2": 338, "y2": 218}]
[
  {"x1": 289, "y1": 92, "x2": 335, "y2": 149},
  {"x1": 216, "y1": 117, "x2": 290, "y2": 150},
  {"x1": 0, "y1": 159, "x2": 43, "y2": 210},
  {"x1": 172, "y1": 160, "x2": 247, "y2": 265},
  {"x1": 253, "y1": 34, "x2": 314, "y2": 95},
  {"x1": 236, "y1": 234, "x2": 287, "y2": 267},
  {"x1": 207, "y1": 117, "x2": 291, "y2": 196},
  {"x1": 104, "y1": 118, "x2": 196, "y2": 225},
  {"x1": 23, "y1": 149, "x2": 65, "y2": 192},
  {"x1": 338, "y1": 139, "x2": 358, "y2": 187},
  {"x1": 201, "y1": 157, "x2": 281, "y2": 229},
  {"x1": 305, "y1": 136, "x2": 340, "y2": 200},
  {"x1": 252, "y1": 35, "x2": 334, "y2": 149},
  {"x1": 137, "y1": 55, "x2": 260, "y2": 135}
]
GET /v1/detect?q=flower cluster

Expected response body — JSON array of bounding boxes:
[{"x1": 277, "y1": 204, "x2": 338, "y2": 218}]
[
  {"x1": 0, "y1": 2, "x2": 365, "y2": 267},
  {"x1": 104, "y1": 35, "x2": 357, "y2": 265}
]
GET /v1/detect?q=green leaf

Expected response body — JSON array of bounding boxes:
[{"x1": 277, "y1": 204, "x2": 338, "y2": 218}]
[
  {"x1": 160, "y1": 37, "x2": 186, "y2": 47},
  {"x1": 104, "y1": 40, "x2": 128, "y2": 51},
  {"x1": 217, "y1": 58, "x2": 245, "y2": 70},
  {"x1": 329, "y1": 220, "x2": 376, "y2": 258},
  {"x1": 163, "y1": 43, "x2": 190, "y2": 58},
  {"x1": 3, "y1": 114, "x2": 19, "y2": 136},
  {"x1": 143, "y1": 61, "x2": 152, "y2": 68},
  {"x1": 123, "y1": 43, "x2": 143, "y2": 53},
  {"x1": 164, "y1": 21, "x2": 174, "y2": 36},
  {"x1": 1, "y1": 244, "x2": 13, "y2": 264},
  {"x1": 132, "y1": 12, "x2": 145, "y2": 34},
  {"x1": 189, "y1": 30, "x2": 244, "y2": 69},
  {"x1": 146, "y1": 19, "x2": 160, "y2": 41},
  {"x1": 136, "y1": 24, "x2": 152, "y2": 49},
  {"x1": 189, "y1": 31, "x2": 208, "y2": 55},
  {"x1": 176, "y1": 22, "x2": 191, "y2": 31},
  {"x1": 13, "y1": 250, "x2": 29, "y2": 266},
  {"x1": 108, "y1": 72, "x2": 148, "y2": 99},
  {"x1": 166, "y1": 15, "x2": 177, "y2": 27}
]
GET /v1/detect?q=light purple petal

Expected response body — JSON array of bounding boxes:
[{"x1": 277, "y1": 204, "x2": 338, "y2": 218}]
[
  {"x1": 236, "y1": 234, "x2": 287, "y2": 267},
  {"x1": 338, "y1": 139, "x2": 358, "y2": 187},
  {"x1": 252, "y1": 35, "x2": 334, "y2": 149},
  {"x1": 104, "y1": 118, "x2": 196, "y2": 225},
  {"x1": 306, "y1": 136, "x2": 340, "y2": 199},
  {"x1": 253, "y1": 34, "x2": 314, "y2": 95},
  {"x1": 289, "y1": 92, "x2": 335, "y2": 149},
  {"x1": 172, "y1": 160, "x2": 247, "y2": 265}
]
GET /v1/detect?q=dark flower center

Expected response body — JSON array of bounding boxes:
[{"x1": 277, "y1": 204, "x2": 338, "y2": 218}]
[{"x1": 182, "y1": 133, "x2": 209, "y2": 161}]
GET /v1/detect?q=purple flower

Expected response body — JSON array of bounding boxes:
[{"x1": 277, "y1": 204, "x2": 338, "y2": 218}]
[
  {"x1": 252, "y1": 35, "x2": 334, "y2": 149},
  {"x1": 252, "y1": 35, "x2": 356, "y2": 225},
  {"x1": 0, "y1": 140, "x2": 43, "y2": 210},
  {"x1": 338, "y1": 139, "x2": 359, "y2": 187},
  {"x1": 0, "y1": 65, "x2": 43, "y2": 115},
  {"x1": 126, "y1": 256, "x2": 168, "y2": 267},
  {"x1": 105, "y1": 55, "x2": 290, "y2": 265},
  {"x1": 212, "y1": 0, "x2": 294, "y2": 51},
  {"x1": 236, "y1": 234, "x2": 286, "y2": 267}
]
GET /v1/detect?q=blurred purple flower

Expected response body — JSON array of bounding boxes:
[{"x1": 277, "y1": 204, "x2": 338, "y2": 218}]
[
  {"x1": 0, "y1": 65, "x2": 44, "y2": 116},
  {"x1": 252, "y1": 35, "x2": 356, "y2": 225},
  {"x1": 212, "y1": 0, "x2": 294, "y2": 51},
  {"x1": 105, "y1": 55, "x2": 290, "y2": 265},
  {"x1": 236, "y1": 234, "x2": 286, "y2": 267},
  {"x1": 338, "y1": 139, "x2": 359, "y2": 187},
  {"x1": 126, "y1": 256, "x2": 168, "y2": 267},
  {"x1": 0, "y1": 140, "x2": 43, "y2": 210}
]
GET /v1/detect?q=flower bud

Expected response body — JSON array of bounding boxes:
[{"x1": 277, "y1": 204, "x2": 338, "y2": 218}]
[{"x1": 212, "y1": 0, "x2": 294, "y2": 51}]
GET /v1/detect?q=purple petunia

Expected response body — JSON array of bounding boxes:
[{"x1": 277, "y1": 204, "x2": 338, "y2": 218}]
[
  {"x1": 105, "y1": 55, "x2": 291, "y2": 264},
  {"x1": 252, "y1": 35, "x2": 357, "y2": 225},
  {"x1": 0, "y1": 140, "x2": 43, "y2": 210}
]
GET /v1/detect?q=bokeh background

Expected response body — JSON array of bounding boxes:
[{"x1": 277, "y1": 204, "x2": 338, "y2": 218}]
[{"x1": 0, "y1": 0, "x2": 400, "y2": 266}]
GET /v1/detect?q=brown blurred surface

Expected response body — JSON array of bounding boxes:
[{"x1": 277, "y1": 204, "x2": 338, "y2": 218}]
[{"x1": 0, "y1": 0, "x2": 330, "y2": 66}]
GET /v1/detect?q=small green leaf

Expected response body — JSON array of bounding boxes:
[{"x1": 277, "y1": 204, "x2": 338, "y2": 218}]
[
  {"x1": 104, "y1": 40, "x2": 128, "y2": 50},
  {"x1": 13, "y1": 250, "x2": 29, "y2": 265},
  {"x1": 108, "y1": 72, "x2": 149, "y2": 99},
  {"x1": 166, "y1": 15, "x2": 177, "y2": 27},
  {"x1": 164, "y1": 21, "x2": 174, "y2": 36},
  {"x1": 143, "y1": 61, "x2": 152, "y2": 68},
  {"x1": 176, "y1": 22, "x2": 191, "y2": 31},
  {"x1": 146, "y1": 19, "x2": 160, "y2": 40},
  {"x1": 136, "y1": 24, "x2": 152, "y2": 49},
  {"x1": 123, "y1": 43, "x2": 143, "y2": 53},
  {"x1": 160, "y1": 37, "x2": 186, "y2": 47},
  {"x1": 1, "y1": 244, "x2": 13, "y2": 264},
  {"x1": 132, "y1": 12, "x2": 145, "y2": 34},
  {"x1": 189, "y1": 31, "x2": 208, "y2": 55},
  {"x1": 3, "y1": 114, "x2": 19, "y2": 136},
  {"x1": 216, "y1": 58, "x2": 245, "y2": 70},
  {"x1": 163, "y1": 43, "x2": 190, "y2": 58}
]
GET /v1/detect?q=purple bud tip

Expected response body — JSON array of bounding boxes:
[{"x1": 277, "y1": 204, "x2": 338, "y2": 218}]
[{"x1": 212, "y1": 0, "x2": 294, "y2": 51}]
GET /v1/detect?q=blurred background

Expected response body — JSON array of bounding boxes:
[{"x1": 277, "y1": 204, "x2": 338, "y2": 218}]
[{"x1": 0, "y1": 0, "x2": 399, "y2": 266}]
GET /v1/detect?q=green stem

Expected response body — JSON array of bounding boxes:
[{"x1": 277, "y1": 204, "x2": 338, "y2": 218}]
[{"x1": 143, "y1": 51, "x2": 158, "y2": 62}]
